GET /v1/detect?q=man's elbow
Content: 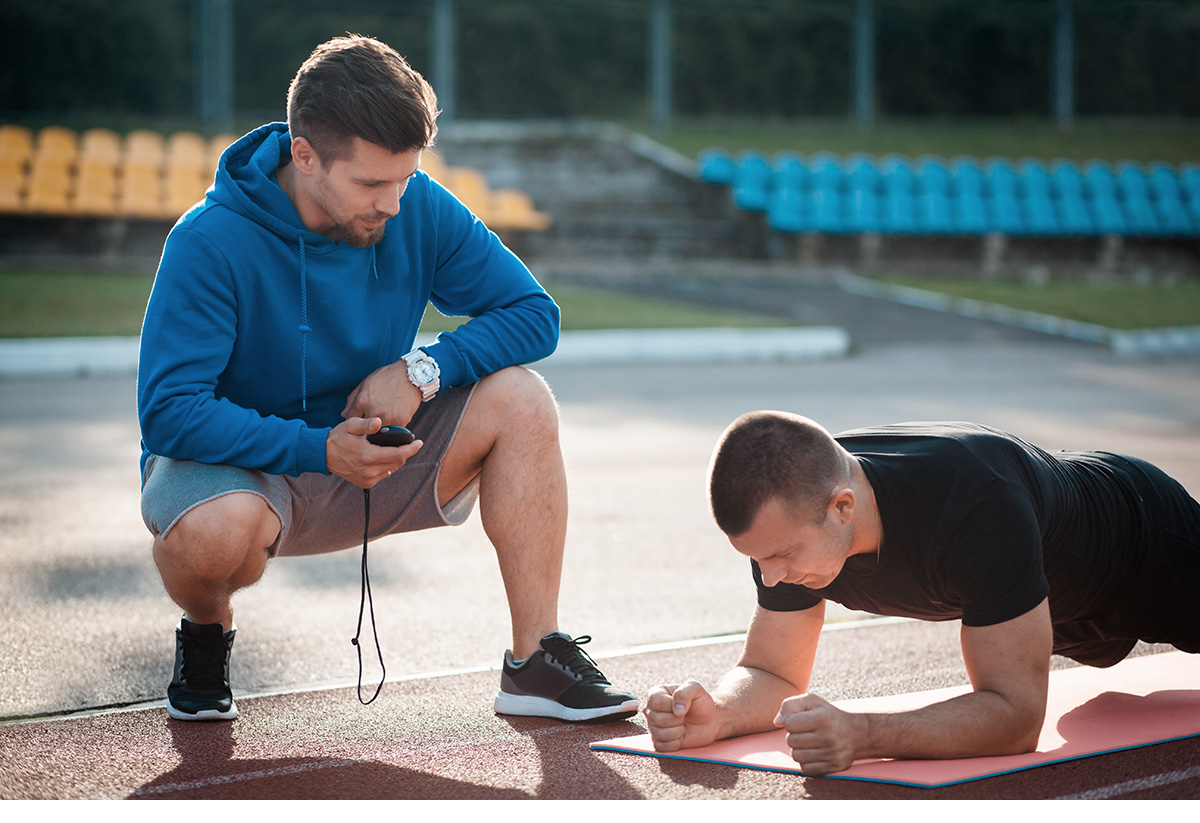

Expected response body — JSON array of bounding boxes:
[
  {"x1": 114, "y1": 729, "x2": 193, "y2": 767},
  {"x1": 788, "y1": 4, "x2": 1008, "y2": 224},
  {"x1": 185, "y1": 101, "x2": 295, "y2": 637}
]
[{"x1": 1003, "y1": 703, "x2": 1046, "y2": 755}]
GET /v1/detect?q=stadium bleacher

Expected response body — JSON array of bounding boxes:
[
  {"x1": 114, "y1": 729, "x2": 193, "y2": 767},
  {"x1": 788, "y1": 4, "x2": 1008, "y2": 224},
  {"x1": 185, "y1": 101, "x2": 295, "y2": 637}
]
[
  {"x1": 0, "y1": 125, "x2": 549, "y2": 233},
  {"x1": 698, "y1": 147, "x2": 1200, "y2": 239}
]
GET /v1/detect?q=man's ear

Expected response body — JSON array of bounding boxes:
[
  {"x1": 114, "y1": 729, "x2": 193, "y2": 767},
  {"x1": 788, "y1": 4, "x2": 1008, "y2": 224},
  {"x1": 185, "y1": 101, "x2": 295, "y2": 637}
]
[
  {"x1": 291, "y1": 136, "x2": 319, "y2": 176},
  {"x1": 831, "y1": 488, "x2": 855, "y2": 523}
]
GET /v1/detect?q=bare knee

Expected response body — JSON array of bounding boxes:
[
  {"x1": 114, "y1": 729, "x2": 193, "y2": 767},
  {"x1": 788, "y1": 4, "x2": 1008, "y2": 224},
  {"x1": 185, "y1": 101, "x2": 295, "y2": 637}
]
[
  {"x1": 156, "y1": 492, "x2": 278, "y2": 582},
  {"x1": 474, "y1": 367, "x2": 560, "y2": 434}
]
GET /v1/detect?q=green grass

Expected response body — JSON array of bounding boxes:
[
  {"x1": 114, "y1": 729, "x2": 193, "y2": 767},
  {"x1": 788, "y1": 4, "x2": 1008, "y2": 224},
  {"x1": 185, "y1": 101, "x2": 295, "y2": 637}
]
[
  {"x1": 629, "y1": 118, "x2": 1200, "y2": 165},
  {"x1": 875, "y1": 274, "x2": 1200, "y2": 330},
  {"x1": 0, "y1": 268, "x2": 793, "y2": 339}
]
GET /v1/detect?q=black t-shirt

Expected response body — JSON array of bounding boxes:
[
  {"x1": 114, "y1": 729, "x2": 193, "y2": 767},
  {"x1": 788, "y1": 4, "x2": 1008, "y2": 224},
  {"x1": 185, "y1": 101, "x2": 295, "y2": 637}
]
[{"x1": 753, "y1": 422, "x2": 1153, "y2": 628}]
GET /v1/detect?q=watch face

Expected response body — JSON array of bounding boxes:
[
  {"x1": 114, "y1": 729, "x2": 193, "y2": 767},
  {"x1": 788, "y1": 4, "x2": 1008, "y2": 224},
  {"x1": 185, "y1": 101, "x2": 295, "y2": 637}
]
[{"x1": 411, "y1": 360, "x2": 437, "y2": 384}]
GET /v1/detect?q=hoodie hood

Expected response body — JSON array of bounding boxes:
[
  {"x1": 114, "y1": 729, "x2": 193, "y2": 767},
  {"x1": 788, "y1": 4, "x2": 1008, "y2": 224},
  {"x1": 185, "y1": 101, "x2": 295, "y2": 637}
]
[{"x1": 209, "y1": 123, "x2": 308, "y2": 242}]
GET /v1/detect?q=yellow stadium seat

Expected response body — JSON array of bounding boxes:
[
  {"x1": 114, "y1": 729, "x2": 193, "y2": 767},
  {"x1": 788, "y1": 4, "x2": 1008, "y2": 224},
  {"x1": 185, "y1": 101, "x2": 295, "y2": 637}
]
[
  {"x1": 72, "y1": 159, "x2": 119, "y2": 217},
  {"x1": 34, "y1": 126, "x2": 78, "y2": 165},
  {"x1": 209, "y1": 134, "x2": 237, "y2": 170},
  {"x1": 0, "y1": 124, "x2": 34, "y2": 168},
  {"x1": 118, "y1": 163, "x2": 164, "y2": 219},
  {"x1": 79, "y1": 128, "x2": 122, "y2": 164},
  {"x1": 0, "y1": 162, "x2": 24, "y2": 213},
  {"x1": 164, "y1": 164, "x2": 209, "y2": 217},
  {"x1": 442, "y1": 167, "x2": 492, "y2": 222},
  {"x1": 167, "y1": 131, "x2": 209, "y2": 171},
  {"x1": 124, "y1": 129, "x2": 165, "y2": 170},
  {"x1": 420, "y1": 149, "x2": 447, "y2": 182},
  {"x1": 24, "y1": 161, "x2": 73, "y2": 215},
  {"x1": 490, "y1": 188, "x2": 551, "y2": 232}
]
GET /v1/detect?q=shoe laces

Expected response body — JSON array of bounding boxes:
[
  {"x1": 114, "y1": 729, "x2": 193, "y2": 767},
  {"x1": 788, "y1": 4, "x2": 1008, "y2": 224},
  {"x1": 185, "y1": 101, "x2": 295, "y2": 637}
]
[
  {"x1": 543, "y1": 634, "x2": 608, "y2": 685},
  {"x1": 180, "y1": 630, "x2": 228, "y2": 691}
]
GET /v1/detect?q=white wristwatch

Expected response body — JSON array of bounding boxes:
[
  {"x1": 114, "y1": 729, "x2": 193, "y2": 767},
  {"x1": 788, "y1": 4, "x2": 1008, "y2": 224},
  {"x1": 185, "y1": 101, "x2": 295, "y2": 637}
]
[{"x1": 402, "y1": 348, "x2": 440, "y2": 402}]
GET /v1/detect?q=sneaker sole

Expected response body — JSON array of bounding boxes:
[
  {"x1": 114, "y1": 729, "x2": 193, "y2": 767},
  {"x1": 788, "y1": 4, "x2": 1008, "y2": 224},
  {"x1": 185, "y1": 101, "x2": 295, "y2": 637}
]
[
  {"x1": 493, "y1": 691, "x2": 639, "y2": 722},
  {"x1": 166, "y1": 700, "x2": 239, "y2": 721}
]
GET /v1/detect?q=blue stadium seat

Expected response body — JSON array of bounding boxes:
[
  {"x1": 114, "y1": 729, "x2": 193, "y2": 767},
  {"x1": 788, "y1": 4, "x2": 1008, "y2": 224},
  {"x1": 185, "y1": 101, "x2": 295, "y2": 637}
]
[
  {"x1": 1056, "y1": 194, "x2": 1095, "y2": 235},
  {"x1": 807, "y1": 151, "x2": 843, "y2": 194},
  {"x1": 1144, "y1": 163, "x2": 1196, "y2": 236},
  {"x1": 1147, "y1": 163, "x2": 1181, "y2": 202},
  {"x1": 773, "y1": 152, "x2": 807, "y2": 192},
  {"x1": 951, "y1": 156, "x2": 985, "y2": 198},
  {"x1": 917, "y1": 191, "x2": 955, "y2": 234},
  {"x1": 767, "y1": 184, "x2": 807, "y2": 233},
  {"x1": 731, "y1": 151, "x2": 772, "y2": 212},
  {"x1": 1180, "y1": 164, "x2": 1200, "y2": 227},
  {"x1": 985, "y1": 158, "x2": 1019, "y2": 199},
  {"x1": 952, "y1": 190, "x2": 989, "y2": 234},
  {"x1": 881, "y1": 188, "x2": 918, "y2": 233},
  {"x1": 916, "y1": 155, "x2": 951, "y2": 197},
  {"x1": 1122, "y1": 193, "x2": 1162, "y2": 236},
  {"x1": 1181, "y1": 163, "x2": 1200, "y2": 201},
  {"x1": 808, "y1": 188, "x2": 846, "y2": 233},
  {"x1": 1116, "y1": 161, "x2": 1151, "y2": 202},
  {"x1": 1084, "y1": 160, "x2": 1119, "y2": 201},
  {"x1": 1022, "y1": 193, "x2": 1060, "y2": 235},
  {"x1": 987, "y1": 190, "x2": 1024, "y2": 234},
  {"x1": 1155, "y1": 195, "x2": 1194, "y2": 236},
  {"x1": 881, "y1": 154, "x2": 915, "y2": 195},
  {"x1": 846, "y1": 154, "x2": 880, "y2": 196},
  {"x1": 1050, "y1": 160, "x2": 1085, "y2": 200},
  {"x1": 1018, "y1": 158, "x2": 1052, "y2": 200},
  {"x1": 1089, "y1": 192, "x2": 1127, "y2": 234},
  {"x1": 846, "y1": 188, "x2": 881, "y2": 233},
  {"x1": 697, "y1": 148, "x2": 736, "y2": 185}
]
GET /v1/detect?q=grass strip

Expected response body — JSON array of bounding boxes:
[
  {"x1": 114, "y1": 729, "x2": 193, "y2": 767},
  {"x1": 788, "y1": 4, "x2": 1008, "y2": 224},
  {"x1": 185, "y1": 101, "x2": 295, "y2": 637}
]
[
  {"x1": 875, "y1": 274, "x2": 1200, "y2": 330},
  {"x1": 0, "y1": 269, "x2": 793, "y2": 339}
]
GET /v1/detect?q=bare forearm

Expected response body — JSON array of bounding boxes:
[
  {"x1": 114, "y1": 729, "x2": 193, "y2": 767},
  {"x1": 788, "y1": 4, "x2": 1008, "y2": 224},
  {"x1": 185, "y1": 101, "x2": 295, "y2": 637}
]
[
  {"x1": 711, "y1": 665, "x2": 807, "y2": 741},
  {"x1": 855, "y1": 689, "x2": 1044, "y2": 761}
]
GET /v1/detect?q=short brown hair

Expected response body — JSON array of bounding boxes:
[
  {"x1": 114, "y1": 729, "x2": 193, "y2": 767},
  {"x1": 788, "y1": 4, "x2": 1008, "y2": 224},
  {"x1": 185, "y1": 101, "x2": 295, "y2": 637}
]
[
  {"x1": 709, "y1": 411, "x2": 850, "y2": 537},
  {"x1": 286, "y1": 35, "x2": 439, "y2": 163}
]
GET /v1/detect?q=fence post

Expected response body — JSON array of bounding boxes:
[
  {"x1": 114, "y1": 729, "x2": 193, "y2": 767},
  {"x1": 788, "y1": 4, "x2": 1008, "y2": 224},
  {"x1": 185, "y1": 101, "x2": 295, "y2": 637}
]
[
  {"x1": 648, "y1": 0, "x2": 672, "y2": 132},
  {"x1": 194, "y1": 0, "x2": 234, "y2": 136},
  {"x1": 1053, "y1": 0, "x2": 1075, "y2": 130},
  {"x1": 431, "y1": 0, "x2": 457, "y2": 123},
  {"x1": 854, "y1": 0, "x2": 875, "y2": 129}
]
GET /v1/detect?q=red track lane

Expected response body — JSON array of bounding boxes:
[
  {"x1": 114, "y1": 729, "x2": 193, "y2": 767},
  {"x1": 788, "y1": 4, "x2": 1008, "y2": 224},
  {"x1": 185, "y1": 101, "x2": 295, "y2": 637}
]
[{"x1": 2, "y1": 621, "x2": 1197, "y2": 801}]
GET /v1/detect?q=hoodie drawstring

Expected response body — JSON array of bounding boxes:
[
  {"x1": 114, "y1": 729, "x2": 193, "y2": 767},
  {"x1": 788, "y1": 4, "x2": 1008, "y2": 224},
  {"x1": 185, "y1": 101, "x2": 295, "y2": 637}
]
[{"x1": 298, "y1": 236, "x2": 311, "y2": 413}]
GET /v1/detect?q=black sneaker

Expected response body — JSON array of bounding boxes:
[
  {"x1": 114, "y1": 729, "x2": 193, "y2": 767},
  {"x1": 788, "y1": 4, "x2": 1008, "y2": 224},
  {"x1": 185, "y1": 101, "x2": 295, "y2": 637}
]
[
  {"x1": 494, "y1": 632, "x2": 638, "y2": 722},
  {"x1": 166, "y1": 617, "x2": 238, "y2": 721}
]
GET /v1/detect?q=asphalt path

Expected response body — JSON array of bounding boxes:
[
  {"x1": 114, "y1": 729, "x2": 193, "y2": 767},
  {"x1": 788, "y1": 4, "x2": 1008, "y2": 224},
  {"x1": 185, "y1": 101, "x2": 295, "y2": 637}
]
[{"x1": 1, "y1": 271, "x2": 1198, "y2": 800}]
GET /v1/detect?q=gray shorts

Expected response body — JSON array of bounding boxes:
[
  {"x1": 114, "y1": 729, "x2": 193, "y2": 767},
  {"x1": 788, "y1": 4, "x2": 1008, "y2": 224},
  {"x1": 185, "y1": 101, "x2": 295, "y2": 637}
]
[{"x1": 140, "y1": 384, "x2": 478, "y2": 557}]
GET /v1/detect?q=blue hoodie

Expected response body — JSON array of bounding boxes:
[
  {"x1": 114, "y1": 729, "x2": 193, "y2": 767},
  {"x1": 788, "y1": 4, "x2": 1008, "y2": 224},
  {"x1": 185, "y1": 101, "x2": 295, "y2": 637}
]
[{"x1": 138, "y1": 123, "x2": 559, "y2": 477}]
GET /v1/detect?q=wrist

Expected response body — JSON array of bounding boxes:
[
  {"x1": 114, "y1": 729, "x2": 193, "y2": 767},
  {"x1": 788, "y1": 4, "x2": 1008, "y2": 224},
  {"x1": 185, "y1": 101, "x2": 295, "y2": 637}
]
[{"x1": 402, "y1": 348, "x2": 440, "y2": 402}]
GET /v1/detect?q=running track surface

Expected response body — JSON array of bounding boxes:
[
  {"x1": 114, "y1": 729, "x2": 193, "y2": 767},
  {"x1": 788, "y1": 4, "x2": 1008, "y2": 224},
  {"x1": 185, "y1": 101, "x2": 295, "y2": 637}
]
[{"x1": 2, "y1": 621, "x2": 1197, "y2": 800}]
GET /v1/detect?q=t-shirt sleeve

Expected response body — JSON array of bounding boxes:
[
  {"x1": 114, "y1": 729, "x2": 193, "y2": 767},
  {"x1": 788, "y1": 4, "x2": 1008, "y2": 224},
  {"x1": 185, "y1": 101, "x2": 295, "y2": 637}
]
[
  {"x1": 751, "y1": 559, "x2": 824, "y2": 612},
  {"x1": 943, "y1": 480, "x2": 1050, "y2": 627}
]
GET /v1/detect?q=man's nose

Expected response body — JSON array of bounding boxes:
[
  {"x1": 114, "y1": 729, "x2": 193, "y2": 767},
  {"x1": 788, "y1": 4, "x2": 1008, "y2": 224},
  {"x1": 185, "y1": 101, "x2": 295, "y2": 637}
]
[
  {"x1": 761, "y1": 561, "x2": 786, "y2": 587},
  {"x1": 378, "y1": 182, "x2": 405, "y2": 216}
]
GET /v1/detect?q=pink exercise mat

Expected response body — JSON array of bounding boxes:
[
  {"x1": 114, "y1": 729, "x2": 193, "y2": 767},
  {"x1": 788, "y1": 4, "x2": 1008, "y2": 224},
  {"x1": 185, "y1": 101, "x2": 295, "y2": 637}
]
[{"x1": 591, "y1": 651, "x2": 1200, "y2": 788}]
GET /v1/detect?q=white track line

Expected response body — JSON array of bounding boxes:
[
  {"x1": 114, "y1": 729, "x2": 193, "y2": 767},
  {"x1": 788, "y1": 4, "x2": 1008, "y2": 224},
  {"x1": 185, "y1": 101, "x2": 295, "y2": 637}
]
[
  {"x1": 7, "y1": 616, "x2": 907, "y2": 725},
  {"x1": 1054, "y1": 763, "x2": 1200, "y2": 800}
]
